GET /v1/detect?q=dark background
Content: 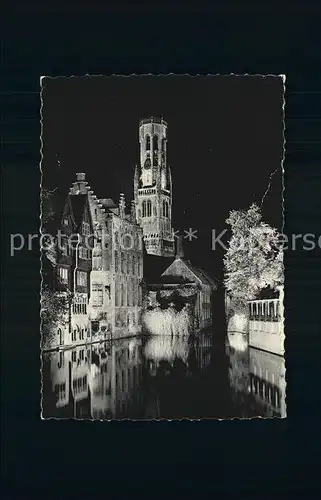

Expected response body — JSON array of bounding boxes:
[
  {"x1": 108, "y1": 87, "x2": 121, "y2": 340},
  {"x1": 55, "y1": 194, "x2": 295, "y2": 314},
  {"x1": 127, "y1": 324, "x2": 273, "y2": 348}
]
[
  {"x1": 42, "y1": 74, "x2": 283, "y2": 282},
  {"x1": 2, "y1": 2, "x2": 321, "y2": 499}
]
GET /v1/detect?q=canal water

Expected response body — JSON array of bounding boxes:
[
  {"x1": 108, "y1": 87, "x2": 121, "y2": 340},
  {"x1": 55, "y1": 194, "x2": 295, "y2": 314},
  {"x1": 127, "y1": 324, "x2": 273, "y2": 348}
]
[{"x1": 42, "y1": 324, "x2": 286, "y2": 419}]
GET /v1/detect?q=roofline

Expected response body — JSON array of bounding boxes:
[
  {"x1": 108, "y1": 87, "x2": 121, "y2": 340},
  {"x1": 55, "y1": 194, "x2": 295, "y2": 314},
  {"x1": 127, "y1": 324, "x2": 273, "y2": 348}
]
[{"x1": 139, "y1": 117, "x2": 168, "y2": 127}]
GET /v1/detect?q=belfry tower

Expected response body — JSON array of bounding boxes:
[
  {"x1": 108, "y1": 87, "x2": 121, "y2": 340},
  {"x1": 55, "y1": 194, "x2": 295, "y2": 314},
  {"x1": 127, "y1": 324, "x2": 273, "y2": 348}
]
[{"x1": 134, "y1": 117, "x2": 175, "y2": 257}]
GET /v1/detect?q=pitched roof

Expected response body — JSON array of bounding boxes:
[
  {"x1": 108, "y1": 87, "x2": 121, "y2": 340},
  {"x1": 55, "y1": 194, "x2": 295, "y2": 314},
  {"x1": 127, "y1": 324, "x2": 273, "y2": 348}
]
[
  {"x1": 185, "y1": 260, "x2": 217, "y2": 288},
  {"x1": 161, "y1": 257, "x2": 217, "y2": 289}
]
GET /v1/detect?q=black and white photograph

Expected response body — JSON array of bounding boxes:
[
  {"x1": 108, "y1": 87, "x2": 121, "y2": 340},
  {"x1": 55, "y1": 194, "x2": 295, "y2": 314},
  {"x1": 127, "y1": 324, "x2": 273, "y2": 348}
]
[{"x1": 40, "y1": 74, "x2": 285, "y2": 419}]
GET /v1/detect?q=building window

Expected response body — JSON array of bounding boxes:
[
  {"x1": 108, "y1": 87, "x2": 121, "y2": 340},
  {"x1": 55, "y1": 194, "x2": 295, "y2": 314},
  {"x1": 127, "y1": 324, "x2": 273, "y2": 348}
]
[
  {"x1": 162, "y1": 200, "x2": 169, "y2": 218},
  {"x1": 142, "y1": 200, "x2": 147, "y2": 217},
  {"x1": 128, "y1": 279, "x2": 133, "y2": 307},
  {"x1": 114, "y1": 251, "x2": 119, "y2": 273},
  {"x1": 61, "y1": 236, "x2": 69, "y2": 256},
  {"x1": 121, "y1": 252, "x2": 125, "y2": 273},
  {"x1": 73, "y1": 296, "x2": 87, "y2": 315},
  {"x1": 72, "y1": 351, "x2": 76, "y2": 362},
  {"x1": 133, "y1": 281, "x2": 137, "y2": 306},
  {"x1": 132, "y1": 255, "x2": 136, "y2": 275},
  {"x1": 162, "y1": 137, "x2": 166, "y2": 151},
  {"x1": 153, "y1": 134, "x2": 158, "y2": 150},
  {"x1": 58, "y1": 267, "x2": 68, "y2": 284},
  {"x1": 93, "y1": 255, "x2": 102, "y2": 270},
  {"x1": 147, "y1": 199, "x2": 152, "y2": 217},
  {"x1": 121, "y1": 284, "x2": 125, "y2": 306},
  {"x1": 82, "y1": 221, "x2": 90, "y2": 236},
  {"x1": 137, "y1": 257, "x2": 140, "y2": 277},
  {"x1": 115, "y1": 283, "x2": 120, "y2": 307},
  {"x1": 145, "y1": 135, "x2": 150, "y2": 151},
  {"x1": 153, "y1": 150, "x2": 158, "y2": 166},
  {"x1": 79, "y1": 247, "x2": 90, "y2": 260},
  {"x1": 76, "y1": 271, "x2": 87, "y2": 287},
  {"x1": 92, "y1": 283, "x2": 103, "y2": 307},
  {"x1": 63, "y1": 218, "x2": 69, "y2": 226},
  {"x1": 115, "y1": 232, "x2": 119, "y2": 245}
]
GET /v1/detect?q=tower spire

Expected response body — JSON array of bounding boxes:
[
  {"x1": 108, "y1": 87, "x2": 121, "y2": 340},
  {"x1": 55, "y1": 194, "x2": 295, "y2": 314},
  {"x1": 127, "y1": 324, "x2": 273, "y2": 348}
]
[{"x1": 134, "y1": 117, "x2": 174, "y2": 257}]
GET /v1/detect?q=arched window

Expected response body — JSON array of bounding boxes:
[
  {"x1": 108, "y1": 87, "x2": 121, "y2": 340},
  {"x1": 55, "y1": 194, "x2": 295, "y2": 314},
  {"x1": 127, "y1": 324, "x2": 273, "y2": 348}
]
[
  {"x1": 153, "y1": 134, "x2": 158, "y2": 150},
  {"x1": 144, "y1": 157, "x2": 151, "y2": 169},
  {"x1": 147, "y1": 199, "x2": 152, "y2": 217},
  {"x1": 145, "y1": 135, "x2": 150, "y2": 150},
  {"x1": 162, "y1": 200, "x2": 169, "y2": 218},
  {"x1": 142, "y1": 200, "x2": 147, "y2": 217},
  {"x1": 153, "y1": 150, "x2": 158, "y2": 166}
]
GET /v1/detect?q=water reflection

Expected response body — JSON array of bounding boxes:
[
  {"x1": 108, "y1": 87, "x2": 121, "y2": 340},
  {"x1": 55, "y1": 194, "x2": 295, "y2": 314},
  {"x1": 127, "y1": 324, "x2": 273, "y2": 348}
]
[
  {"x1": 42, "y1": 324, "x2": 286, "y2": 419},
  {"x1": 226, "y1": 329, "x2": 286, "y2": 418}
]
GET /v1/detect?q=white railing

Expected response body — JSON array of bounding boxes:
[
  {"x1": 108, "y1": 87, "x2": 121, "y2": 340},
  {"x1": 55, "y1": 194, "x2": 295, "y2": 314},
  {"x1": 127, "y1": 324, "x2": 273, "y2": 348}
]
[{"x1": 249, "y1": 298, "x2": 280, "y2": 322}]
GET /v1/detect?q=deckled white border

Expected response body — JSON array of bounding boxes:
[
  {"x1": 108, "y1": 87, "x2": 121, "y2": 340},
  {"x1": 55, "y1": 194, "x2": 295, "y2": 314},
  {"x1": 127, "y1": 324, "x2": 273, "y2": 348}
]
[{"x1": 39, "y1": 73, "x2": 286, "y2": 422}]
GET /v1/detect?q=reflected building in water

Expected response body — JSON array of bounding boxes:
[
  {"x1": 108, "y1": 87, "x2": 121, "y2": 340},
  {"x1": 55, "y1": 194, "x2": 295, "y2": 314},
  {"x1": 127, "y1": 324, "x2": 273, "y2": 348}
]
[
  {"x1": 43, "y1": 332, "x2": 214, "y2": 420},
  {"x1": 249, "y1": 347, "x2": 286, "y2": 418},
  {"x1": 227, "y1": 322, "x2": 286, "y2": 418},
  {"x1": 43, "y1": 337, "x2": 144, "y2": 419},
  {"x1": 49, "y1": 350, "x2": 71, "y2": 412}
]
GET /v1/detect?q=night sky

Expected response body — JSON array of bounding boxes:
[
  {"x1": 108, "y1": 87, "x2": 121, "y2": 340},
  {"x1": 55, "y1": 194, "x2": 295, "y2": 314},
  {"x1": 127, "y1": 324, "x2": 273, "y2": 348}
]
[{"x1": 42, "y1": 75, "x2": 284, "y2": 281}]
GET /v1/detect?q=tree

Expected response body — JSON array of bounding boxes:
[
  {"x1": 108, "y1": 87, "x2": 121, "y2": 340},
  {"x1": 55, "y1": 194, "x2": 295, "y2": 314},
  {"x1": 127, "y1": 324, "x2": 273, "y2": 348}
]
[
  {"x1": 41, "y1": 284, "x2": 72, "y2": 350},
  {"x1": 41, "y1": 187, "x2": 57, "y2": 228},
  {"x1": 224, "y1": 204, "x2": 284, "y2": 309}
]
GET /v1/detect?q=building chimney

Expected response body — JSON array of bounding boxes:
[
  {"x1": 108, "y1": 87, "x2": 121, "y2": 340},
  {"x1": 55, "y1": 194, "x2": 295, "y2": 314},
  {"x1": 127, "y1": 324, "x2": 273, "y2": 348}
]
[
  {"x1": 175, "y1": 235, "x2": 184, "y2": 259},
  {"x1": 70, "y1": 172, "x2": 88, "y2": 195},
  {"x1": 76, "y1": 173, "x2": 86, "y2": 182}
]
